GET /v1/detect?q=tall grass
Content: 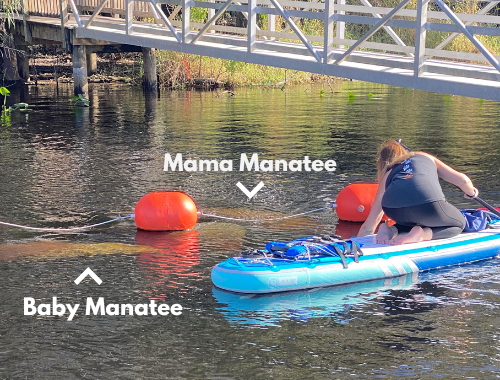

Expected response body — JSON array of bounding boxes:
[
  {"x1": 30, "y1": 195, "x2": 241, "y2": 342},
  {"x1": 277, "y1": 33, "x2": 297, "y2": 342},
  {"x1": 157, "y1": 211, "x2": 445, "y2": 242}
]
[{"x1": 155, "y1": 50, "x2": 321, "y2": 89}]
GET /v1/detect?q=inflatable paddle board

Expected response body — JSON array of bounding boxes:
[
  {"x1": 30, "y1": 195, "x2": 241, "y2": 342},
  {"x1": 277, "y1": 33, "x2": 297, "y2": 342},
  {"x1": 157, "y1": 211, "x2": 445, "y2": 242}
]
[{"x1": 211, "y1": 226, "x2": 500, "y2": 294}]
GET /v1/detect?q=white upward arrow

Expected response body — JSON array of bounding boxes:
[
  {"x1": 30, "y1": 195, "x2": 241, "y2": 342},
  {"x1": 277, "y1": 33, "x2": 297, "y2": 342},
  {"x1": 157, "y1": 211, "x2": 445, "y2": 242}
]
[
  {"x1": 236, "y1": 181, "x2": 264, "y2": 199},
  {"x1": 74, "y1": 268, "x2": 102, "y2": 285}
]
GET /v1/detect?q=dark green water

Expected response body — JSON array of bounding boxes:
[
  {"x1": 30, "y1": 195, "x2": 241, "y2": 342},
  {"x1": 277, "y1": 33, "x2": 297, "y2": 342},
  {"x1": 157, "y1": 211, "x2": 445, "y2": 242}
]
[{"x1": 0, "y1": 82, "x2": 499, "y2": 379}]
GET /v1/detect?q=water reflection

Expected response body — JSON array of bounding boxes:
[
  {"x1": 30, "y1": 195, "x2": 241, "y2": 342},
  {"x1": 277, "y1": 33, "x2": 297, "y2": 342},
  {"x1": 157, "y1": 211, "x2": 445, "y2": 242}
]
[
  {"x1": 380, "y1": 281, "x2": 448, "y2": 316},
  {"x1": 335, "y1": 220, "x2": 363, "y2": 239},
  {"x1": 214, "y1": 274, "x2": 419, "y2": 327},
  {"x1": 134, "y1": 222, "x2": 247, "y2": 297},
  {"x1": 135, "y1": 229, "x2": 201, "y2": 299}
]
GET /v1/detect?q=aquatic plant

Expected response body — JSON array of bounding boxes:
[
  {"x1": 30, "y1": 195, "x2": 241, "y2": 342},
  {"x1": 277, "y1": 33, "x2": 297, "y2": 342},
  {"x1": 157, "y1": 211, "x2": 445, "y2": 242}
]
[
  {"x1": 0, "y1": 88, "x2": 32, "y2": 120},
  {"x1": 8, "y1": 103, "x2": 32, "y2": 113},
  {"x1": 0, "y1": 111, "x2": 10, "y2": 129},
  {"x1": 71, "y1": 94, "x2": 90, "y2": 107},
  {"x1": 0, "y1": 87, "x2": 11, "y2": 128},
  {"x1": 0, "y1": 86, "x2": 10, "y2": 112}
]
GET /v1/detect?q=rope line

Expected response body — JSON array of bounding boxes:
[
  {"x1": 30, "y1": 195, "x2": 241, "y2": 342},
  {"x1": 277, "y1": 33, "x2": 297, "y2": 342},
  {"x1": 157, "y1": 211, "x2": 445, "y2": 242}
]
[
  {"x1": 0, "y1": 214, "x2": 135, "y2": 232},
  {"x1": 201, "y1": 204, "x2": 336, "y2": 222},
  {"x1": 0, "y1": 204, "x2": 336, "y2": 231}
]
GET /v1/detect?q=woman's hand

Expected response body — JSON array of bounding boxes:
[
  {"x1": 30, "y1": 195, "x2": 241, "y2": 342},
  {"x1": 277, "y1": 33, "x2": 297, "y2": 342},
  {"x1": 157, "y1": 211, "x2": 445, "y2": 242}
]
[
  {"x1": 357, "y1": 224, "x2": 374, "y2": 237},
  {"x1": 464, "y1": 187, "x2": 479, "y2": 199}
]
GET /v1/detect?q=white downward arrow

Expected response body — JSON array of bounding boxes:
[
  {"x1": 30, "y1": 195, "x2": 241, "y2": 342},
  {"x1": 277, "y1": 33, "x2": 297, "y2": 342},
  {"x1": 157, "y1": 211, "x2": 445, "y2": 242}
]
[
  {"x1": 236, "y1": 181, "x2": 265, "y2": 199},
  {"x1": 74, "y1": 268, "x2": 103, "y2": 285}
]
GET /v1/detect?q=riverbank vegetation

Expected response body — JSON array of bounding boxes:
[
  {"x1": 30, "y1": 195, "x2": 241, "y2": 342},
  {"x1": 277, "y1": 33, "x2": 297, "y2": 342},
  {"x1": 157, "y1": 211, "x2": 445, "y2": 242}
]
[{"x1": 27, "y1": 47, "x2": 330, "y2": 90}]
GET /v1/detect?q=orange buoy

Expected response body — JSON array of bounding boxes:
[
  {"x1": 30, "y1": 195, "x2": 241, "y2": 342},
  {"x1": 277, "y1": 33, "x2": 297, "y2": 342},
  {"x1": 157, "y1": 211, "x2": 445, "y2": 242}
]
[
  {"x1": 134, "y1": 191, "x2": 198, "y2": 231},
  {"x1": 336, "y1": 183, "x2": 389, "y2": 222}
]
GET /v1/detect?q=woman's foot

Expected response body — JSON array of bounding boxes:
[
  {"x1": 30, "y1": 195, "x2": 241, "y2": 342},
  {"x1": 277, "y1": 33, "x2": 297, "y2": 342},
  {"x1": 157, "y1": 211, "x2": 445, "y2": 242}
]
[
  {"x1": 389, "y1": 226, "x2": 432, "y2": 245},
  {"x1": 376, "y1": 223, "x2": 397, "y2": 244}
]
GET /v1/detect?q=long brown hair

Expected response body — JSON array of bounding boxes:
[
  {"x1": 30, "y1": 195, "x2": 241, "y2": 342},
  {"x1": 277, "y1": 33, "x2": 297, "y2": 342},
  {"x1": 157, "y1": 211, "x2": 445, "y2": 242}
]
[{"x1": 376, "y1": 140, "x2": 414, "y2": 183}]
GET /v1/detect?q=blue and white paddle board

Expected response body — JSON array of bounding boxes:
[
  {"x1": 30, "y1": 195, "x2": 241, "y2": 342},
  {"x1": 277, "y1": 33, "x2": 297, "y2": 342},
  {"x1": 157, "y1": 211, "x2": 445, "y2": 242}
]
[{"x1": 211, "y1": 226, "x2": 500, "y2": 294}]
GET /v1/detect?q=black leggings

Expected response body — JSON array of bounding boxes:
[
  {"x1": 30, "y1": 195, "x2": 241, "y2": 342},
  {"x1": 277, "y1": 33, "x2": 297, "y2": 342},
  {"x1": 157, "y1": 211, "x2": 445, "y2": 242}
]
[{"x1": 383, "y1": 200, "x2": 466, "y2": 240}]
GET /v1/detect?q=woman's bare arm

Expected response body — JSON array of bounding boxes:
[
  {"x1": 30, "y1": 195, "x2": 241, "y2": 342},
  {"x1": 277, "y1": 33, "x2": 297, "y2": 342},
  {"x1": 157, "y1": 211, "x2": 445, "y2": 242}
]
[
  {"x1": 357, "y1": 171, "x2": 390, "y2": 236},
  {"x1": 417, "y1": 151, "x2": 477, "y2": 197}
]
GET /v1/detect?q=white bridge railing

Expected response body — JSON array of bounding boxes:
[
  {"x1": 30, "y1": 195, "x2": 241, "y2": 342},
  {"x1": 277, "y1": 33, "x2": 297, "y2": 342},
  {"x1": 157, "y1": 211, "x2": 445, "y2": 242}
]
[{"x1": 62, "y1": 0, "x2": 500, "y2": 68}]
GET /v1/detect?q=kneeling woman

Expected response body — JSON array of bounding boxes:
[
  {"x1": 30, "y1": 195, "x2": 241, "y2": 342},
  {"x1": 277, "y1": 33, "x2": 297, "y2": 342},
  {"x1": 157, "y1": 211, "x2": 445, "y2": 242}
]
[{"x1": 358, "y1": 140, "x2": 478, "y2": 245}]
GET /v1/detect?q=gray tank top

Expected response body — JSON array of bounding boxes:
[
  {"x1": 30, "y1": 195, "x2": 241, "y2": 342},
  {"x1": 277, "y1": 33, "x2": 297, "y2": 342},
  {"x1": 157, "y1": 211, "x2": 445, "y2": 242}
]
[{"x1": 381, "y1": 154, "x2": 445, "y2": 208}]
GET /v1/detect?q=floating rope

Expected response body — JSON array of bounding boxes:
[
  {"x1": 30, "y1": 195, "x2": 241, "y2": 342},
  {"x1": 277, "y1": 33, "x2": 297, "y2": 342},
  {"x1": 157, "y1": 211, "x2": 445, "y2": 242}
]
[
  {"x1": 0, "y1": 214, "x2": 135, "y2": 232},
  {"x1": 0, "y1": 204, "x2": 336, "y2": 232},
  {"x1": 201, "y1": 204, "x2": 336, "y2": 222}
]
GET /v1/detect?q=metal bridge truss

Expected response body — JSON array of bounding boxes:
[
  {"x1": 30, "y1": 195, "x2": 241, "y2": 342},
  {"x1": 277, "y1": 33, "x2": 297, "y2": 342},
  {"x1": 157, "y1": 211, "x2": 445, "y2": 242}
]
[{"x1": 60, "y1": 0, "x2": 500, "y2": 100}]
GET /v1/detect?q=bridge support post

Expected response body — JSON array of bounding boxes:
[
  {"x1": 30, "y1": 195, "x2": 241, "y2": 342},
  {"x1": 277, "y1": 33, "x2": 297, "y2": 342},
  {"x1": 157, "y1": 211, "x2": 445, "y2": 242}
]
[
  {"x1": 87, "y1": 53, "x2": 98, "y2": 76},
  {"x1": 16, "y1": 44, "x2": 30, "y2": 81},
  {"x1": 142, "y1": 47, "x2": 157, "y2": 92},
  {"x1": 60, "y1": 0, "x2": 69, "y2": 50},
  {"x1": 414, "y1": 0, "x2": 429, "y2": 77},
  {"x1": 2, "y1": 35, "x2": 21, "y2": 83},
  {"x1": 73, "y1": 45, "x2": 88, "y2": 96}
]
